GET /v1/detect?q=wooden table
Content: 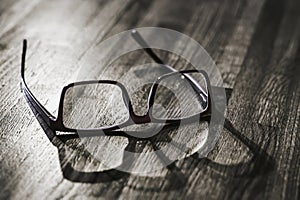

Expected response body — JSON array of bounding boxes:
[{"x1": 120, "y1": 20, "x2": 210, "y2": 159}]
[{"x1": 0, "y1": 0, "x2": 299, "y2": 199}]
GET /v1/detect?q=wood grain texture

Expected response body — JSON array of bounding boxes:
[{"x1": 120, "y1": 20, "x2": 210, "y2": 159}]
[{"x1": 0, "y1": 0, "x2": 299, "y2": 199}]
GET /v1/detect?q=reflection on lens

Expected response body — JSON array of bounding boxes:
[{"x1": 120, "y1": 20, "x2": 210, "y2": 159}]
[
  {"x1": 152, "y1": 72, "x2": 208, "y2": 120},
  {"x1": 63, "y1": 83, "x2": 129, "y2": 129}
]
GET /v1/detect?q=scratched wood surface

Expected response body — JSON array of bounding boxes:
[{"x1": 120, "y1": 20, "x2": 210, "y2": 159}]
[{"x1": 0, "y1": 0, "x2": 299, "y2": 199}]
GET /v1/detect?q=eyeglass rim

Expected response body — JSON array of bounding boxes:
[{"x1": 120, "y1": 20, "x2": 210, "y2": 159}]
[{"x1": 20, "y1": 40, "x2": 214, "y2": 135}]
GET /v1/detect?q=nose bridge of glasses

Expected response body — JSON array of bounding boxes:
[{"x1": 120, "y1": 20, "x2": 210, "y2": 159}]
[
  {"x1": 127, "y1": 98, "x2": 152, "y2": 124},
  {"x1": 119, "y1": 93, "x2": 149, "y2": 124},
  {"x1": 130, "y1": 112, "x2": 151, "y2": 124}
]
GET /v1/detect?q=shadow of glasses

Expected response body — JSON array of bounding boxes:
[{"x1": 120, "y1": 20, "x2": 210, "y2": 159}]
[{"x1": 25, "y1": 88, "x2": 275, "y2": 192}]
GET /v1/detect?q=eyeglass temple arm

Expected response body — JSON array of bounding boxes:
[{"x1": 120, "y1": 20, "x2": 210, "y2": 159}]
[
  {"x1": 131, "y1": 29, "x2": 166, "y2": 65},
  {"x1": 131, "y1": 29, "x2": 208, "y2": 97},
  {"x1": 21, "y1": 40, "x2": 56, "y2": 124}
]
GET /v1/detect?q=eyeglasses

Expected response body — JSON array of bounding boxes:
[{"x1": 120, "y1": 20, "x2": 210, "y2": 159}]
[{"x1": 20, "y1": 30, "x2": 213, "y2": 136}]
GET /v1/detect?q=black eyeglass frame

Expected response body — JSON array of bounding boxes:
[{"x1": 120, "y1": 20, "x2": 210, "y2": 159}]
[{"x1": 20, "y1": 31, "x2": 215, "y2": 135}]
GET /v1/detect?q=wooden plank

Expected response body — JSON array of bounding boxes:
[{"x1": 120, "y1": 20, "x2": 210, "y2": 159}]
[{"x1": 0, "y1": 0, "x2": 299, "y2": 199}]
